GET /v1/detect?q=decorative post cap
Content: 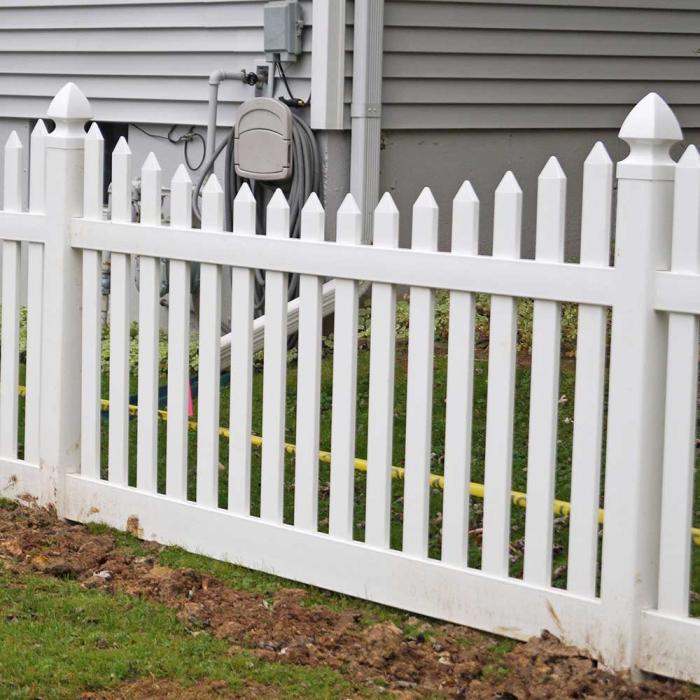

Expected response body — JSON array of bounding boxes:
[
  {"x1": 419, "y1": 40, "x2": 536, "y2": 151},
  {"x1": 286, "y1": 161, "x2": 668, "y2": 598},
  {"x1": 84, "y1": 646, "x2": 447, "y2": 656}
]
[
  {"x1": 47, "y1": 82, "x2": 92, "y2": 140},
  {"x1": 618, "y1": 93, "x2": 682, "y2": 181}
]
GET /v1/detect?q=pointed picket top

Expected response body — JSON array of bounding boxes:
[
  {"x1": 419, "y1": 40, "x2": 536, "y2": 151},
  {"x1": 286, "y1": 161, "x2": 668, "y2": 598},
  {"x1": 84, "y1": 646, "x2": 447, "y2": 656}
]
[
  {"x1": 47, "y1": 82, "x2": 92, "y2": 138},
  {"x1": 85, "y1": 122, "x2": 103, "y2": 142},
  {"x1": 670, "y1": 144, "x2": 700, "y2": 274},
  {"x1": 83, "y1": 122, "x2": 104, "y2": 219},
  {"x1": 373, "y1": 192, "x2": 399, "y2": 249},
  {"x1": 3, "y1": 131, "x2": 23, "y2": 212},
  {"x1": 619, "y1": 92, "x2": 682, "y2": 143},
  {"x1": 337, "y1": 193, "x2": 362, "y2": 245},
  {"x1": 301, "y1": 193, "x2": 325, "y2": 242},
  {"x1": 375, "y1": 191, "x2": 399, "y2": 215},
  {"x1": 585, "y1": 141, "x2": 612, "y2": 166},
  {"x1": 170, "y1": 164, "x2": 192, "y2": 228},
  {"x1": 536, "y1": 158, "x2": 566, "y2": 262},
  {"x1": 339, "y1": 192, "x2": 360, "y2": 213},
  {"x1": 202, "y1": 172, "x2": 223, "y2": 195},
  {"x1": 677, "y1": 144, "x2": 700, "y2": 170},
  {"x1": 171, "y1": 163, "x2": 192, "y2": 184},
  {"x1": 411, "y1": 186, "x2": 439, "y2": 252},
  {"x1": 302, "y1": 191, "x2": 324, "y2": 214},
  {"x1": 201, "y1": 174, "x2": 224, "y2": 231},
  {"x1": 539, "y1": 155, "x2": 566, "y2": 181},
  {"x1": 113, "y1": 136, "x2": 131, "y2": 156},
  {"x1": 30, "y1": 121, "x2": 49, "y2": 214},
  {"x1": 496, "y1": 170, "x2": 522, "y2": 195},
  {"x1": 454, "y1": 180, "x2": 478, "y2": 204},
  {"x1": 5, "y1": 130, "x2": 22, "y2": 151},
  {"x1": 232, "y1": 182, "x2": 256, "y2": 236},
  {"x1": 414, "y1": 185, "x2": 438, "y2": 210},
  {"x1": 234, "y1": 181, "x2": 254, "y2": 203},
  {"x1": 32, "y1": 119, "x2": 49, "y2": 138},
  {"x1": 141, "y1": 151, "x2": 161, "y2": 173},
  {"x1": 493, "y1": 171, "x2": 523, "y2": 259},
  {"x1": 452, "y1": 181, "x2": 479, "y2": 255},
  {"x1": 267, "y1": 188, "x2": 289, "y2": 239},
  {"x1": 140, "y1": 152, "x2": 162, "y2": 225},
  {"x1": 268, "y1": 187, "x2": 289, "y2": 210}
]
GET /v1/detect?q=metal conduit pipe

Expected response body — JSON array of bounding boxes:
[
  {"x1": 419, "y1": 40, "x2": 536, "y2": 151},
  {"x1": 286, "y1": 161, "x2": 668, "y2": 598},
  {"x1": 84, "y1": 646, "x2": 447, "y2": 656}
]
[{"x1": 219, "y1": 0, "x2": 385, "y2": 367}]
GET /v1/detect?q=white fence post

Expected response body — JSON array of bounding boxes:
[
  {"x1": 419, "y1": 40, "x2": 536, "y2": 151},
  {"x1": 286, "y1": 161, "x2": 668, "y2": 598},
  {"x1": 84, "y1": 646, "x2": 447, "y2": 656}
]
[
  {"x1": 38, "y1": 83, "x2": 90, "y2": 510},
  {"x1": 598, "y1": 93, "x2": 681, "y2": 672}
]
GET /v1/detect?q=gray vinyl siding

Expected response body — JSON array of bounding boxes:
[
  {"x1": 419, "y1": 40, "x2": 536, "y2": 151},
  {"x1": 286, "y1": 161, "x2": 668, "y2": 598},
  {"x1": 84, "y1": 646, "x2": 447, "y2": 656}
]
[
  {"x1": 0, "y1": 0, "x2": 312, "y2": 126},
  {"x1": 382, "y1": 0, "x2": 700, "y2": 129}
]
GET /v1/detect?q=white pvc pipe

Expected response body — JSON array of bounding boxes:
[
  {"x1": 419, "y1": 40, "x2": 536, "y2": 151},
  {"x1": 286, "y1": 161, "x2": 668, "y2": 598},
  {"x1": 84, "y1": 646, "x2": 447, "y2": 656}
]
[{"x1": 218, "y1": 0, "x2": 384, "y2": 367}]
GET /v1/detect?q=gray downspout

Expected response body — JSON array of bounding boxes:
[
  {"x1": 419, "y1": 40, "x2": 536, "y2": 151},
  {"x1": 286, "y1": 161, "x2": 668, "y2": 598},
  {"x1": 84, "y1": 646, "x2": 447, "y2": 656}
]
[{"x1": 350, "y1": 0, "x2": 385, "y2": 243}]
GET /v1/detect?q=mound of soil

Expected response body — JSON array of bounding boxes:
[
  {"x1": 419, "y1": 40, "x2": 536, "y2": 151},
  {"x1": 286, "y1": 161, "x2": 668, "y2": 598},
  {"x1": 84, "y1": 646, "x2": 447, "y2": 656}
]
[{"x1": 0, "y1": 500, "x2": 695, "y2": 699}]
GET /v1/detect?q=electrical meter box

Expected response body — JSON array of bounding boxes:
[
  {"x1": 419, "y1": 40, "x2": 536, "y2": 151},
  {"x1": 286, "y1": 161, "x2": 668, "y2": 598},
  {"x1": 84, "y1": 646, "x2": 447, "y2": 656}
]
[
  {"x1": 234, "y1": 98, "x2": 293, "y2": 181},
  {"x1": 264, "y1": 0, "x2": 303, "y2": 62}
]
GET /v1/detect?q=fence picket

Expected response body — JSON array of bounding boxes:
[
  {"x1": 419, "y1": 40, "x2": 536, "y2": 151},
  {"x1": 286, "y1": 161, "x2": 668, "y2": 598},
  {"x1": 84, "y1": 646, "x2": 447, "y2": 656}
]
[
  {"x1": 482, "y1": 171, "x2": 522, "y2": 577},
  {"x1": 329, "y1": 194, "x2": 362, "y2": 540},
  {"x1": 1, "y1": 132, "x2": 23, "y2": 457},
  {"x1": 228, "y1": 184, "x2": 256, "y2": 514},
  {"x1": 402, "y1": 188, "x2": 439, "y2": 558},
  {"x1": 26, "y1": 120, "x2": 49, "y2": 464},
  {"x1": 441, "y1": 182, "x2": 479, "y2": 567},
  {"x1": 523, "y1": 157, "x2": 566, "y2": 586},
  {"x1": 136, "y1": 153, "x2": 162, "y2": 493},
  {"x1": 294, "y1": 193, "x2": 325, "y2": 531},
  {"x1": 166, "y1": 165, "x2": 192, "y2": 500},
  {"x1": 657, "y1": 145, "x2": 700, "y2": 616},
  {"x1": 108, "y1": 136, "x2": 132, "y2": 485},
  {"x1": 260, "y1": 189, "x2": 290, "y2": 523},
  {"x1": 80, "y1": 123, "x2": 104, "y2": 479},
  {"x1": 567, "y1": 142, "x2": 613, "y2": 596},
  {"x1": 365, "y1": 193, "x2": 399, "y2": 549},
  {"x1": 196, "y1": 175, "x2": 224, "y2": 507}
]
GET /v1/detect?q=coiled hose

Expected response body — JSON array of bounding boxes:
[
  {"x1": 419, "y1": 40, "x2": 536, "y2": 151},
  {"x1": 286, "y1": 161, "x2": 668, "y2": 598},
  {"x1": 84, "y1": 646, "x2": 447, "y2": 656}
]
[{"x1": 193, "y1": 111, "x2": 322, "y2": 316}]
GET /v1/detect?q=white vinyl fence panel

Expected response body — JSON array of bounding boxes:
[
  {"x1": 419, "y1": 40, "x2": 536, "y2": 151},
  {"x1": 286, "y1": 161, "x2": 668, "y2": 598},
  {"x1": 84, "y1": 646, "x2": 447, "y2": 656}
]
[{"x1": 0, "y1": 83, "x2": 698, "y2": 686}]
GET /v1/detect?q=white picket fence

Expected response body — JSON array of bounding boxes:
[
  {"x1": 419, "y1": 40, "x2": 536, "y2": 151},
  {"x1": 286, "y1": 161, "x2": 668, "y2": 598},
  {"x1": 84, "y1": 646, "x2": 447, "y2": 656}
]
[{"x1": 0, "y1": 83, "x2": 698, "y2": 684}]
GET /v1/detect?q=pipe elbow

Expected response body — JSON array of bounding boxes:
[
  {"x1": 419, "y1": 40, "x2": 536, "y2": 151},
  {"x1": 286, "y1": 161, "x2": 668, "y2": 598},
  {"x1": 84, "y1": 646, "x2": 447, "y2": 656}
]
[{"x1": 209, "y1": 69, "x2": 228, "y2": 86}]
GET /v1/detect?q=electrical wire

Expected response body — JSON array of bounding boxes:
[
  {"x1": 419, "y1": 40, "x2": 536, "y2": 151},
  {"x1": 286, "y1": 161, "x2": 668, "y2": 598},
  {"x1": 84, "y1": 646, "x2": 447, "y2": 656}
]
[
  {"x1": 274, "y1": 60, "x2": 311, "y2": 108},
  {"x1": 131, "y1": 124, "x2": 207, "y2": 171}
]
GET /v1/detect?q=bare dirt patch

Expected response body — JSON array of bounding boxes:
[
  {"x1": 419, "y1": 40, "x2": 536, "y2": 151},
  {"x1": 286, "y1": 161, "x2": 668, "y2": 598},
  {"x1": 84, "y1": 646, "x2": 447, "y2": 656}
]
[{"x1": 0, "y1": 502, "x2": 696, "y2": 699}]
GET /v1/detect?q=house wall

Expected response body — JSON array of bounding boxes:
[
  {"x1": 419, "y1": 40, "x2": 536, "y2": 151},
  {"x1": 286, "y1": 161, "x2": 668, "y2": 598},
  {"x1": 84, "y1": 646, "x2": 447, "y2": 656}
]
[
  {"x1": 374, "y1": 0, "x2": 700, "y2": 254},
  {"x1": 0, "y1": 0, "x2": 313, "y2": 126},
  {"x1": 2, "y1": 0, "x2": 700, "y2": 253},
  {"x1": 380, "y1": 0, "x2": 700, "y2": 131},
  {"x1": 378, "y1": 128, "x2": 700, "y2": 258}
]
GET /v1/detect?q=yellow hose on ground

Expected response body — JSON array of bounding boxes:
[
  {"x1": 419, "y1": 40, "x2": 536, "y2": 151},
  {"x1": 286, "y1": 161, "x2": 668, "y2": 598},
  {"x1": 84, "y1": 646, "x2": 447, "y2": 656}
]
[{"x1": 19, "y1": 386, "x2": 699, "y2": 545}]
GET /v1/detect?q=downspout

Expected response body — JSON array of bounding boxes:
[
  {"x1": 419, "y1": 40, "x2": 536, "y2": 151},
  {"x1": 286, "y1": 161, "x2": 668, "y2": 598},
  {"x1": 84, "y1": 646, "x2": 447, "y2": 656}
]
[{"x1": 350, "y1": 0, "x2": 385, "y2": 242}]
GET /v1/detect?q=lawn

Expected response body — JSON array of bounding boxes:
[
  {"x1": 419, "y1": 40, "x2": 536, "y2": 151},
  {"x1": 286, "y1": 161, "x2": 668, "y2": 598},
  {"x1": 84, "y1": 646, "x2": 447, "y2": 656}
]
[
  {"x1": 4, "y1": 293, "x2": 700, "y2": 698},
  {"x1": 92, "y1": 334, "x2": 700, "y2": 614}
]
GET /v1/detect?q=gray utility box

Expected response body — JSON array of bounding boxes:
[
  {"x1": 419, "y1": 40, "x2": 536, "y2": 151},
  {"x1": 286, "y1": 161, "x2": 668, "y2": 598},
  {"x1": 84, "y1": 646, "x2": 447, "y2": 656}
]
[
  {"x1": 264, "y1": 0, "x2": 303, "y2": 63},
  {"x1": 234, "y1": 98, "x2": 293, "y2": 181}
]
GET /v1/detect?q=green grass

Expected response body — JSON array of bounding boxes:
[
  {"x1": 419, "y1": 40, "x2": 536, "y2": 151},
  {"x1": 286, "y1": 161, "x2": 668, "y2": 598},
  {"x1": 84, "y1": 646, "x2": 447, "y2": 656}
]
[
  {"x1": 0, "y1": 566, "x2": 360, "y2": 700},
  {"x1": 93, "y1": 336, "x2": 699, "y2": 614}
]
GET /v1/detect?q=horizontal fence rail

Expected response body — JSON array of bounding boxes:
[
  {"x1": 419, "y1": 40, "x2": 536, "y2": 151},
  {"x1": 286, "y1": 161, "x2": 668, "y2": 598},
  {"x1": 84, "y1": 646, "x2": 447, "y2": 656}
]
[{"x1": 0, "y1": 83, "x2": 698, "y2": 686}]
